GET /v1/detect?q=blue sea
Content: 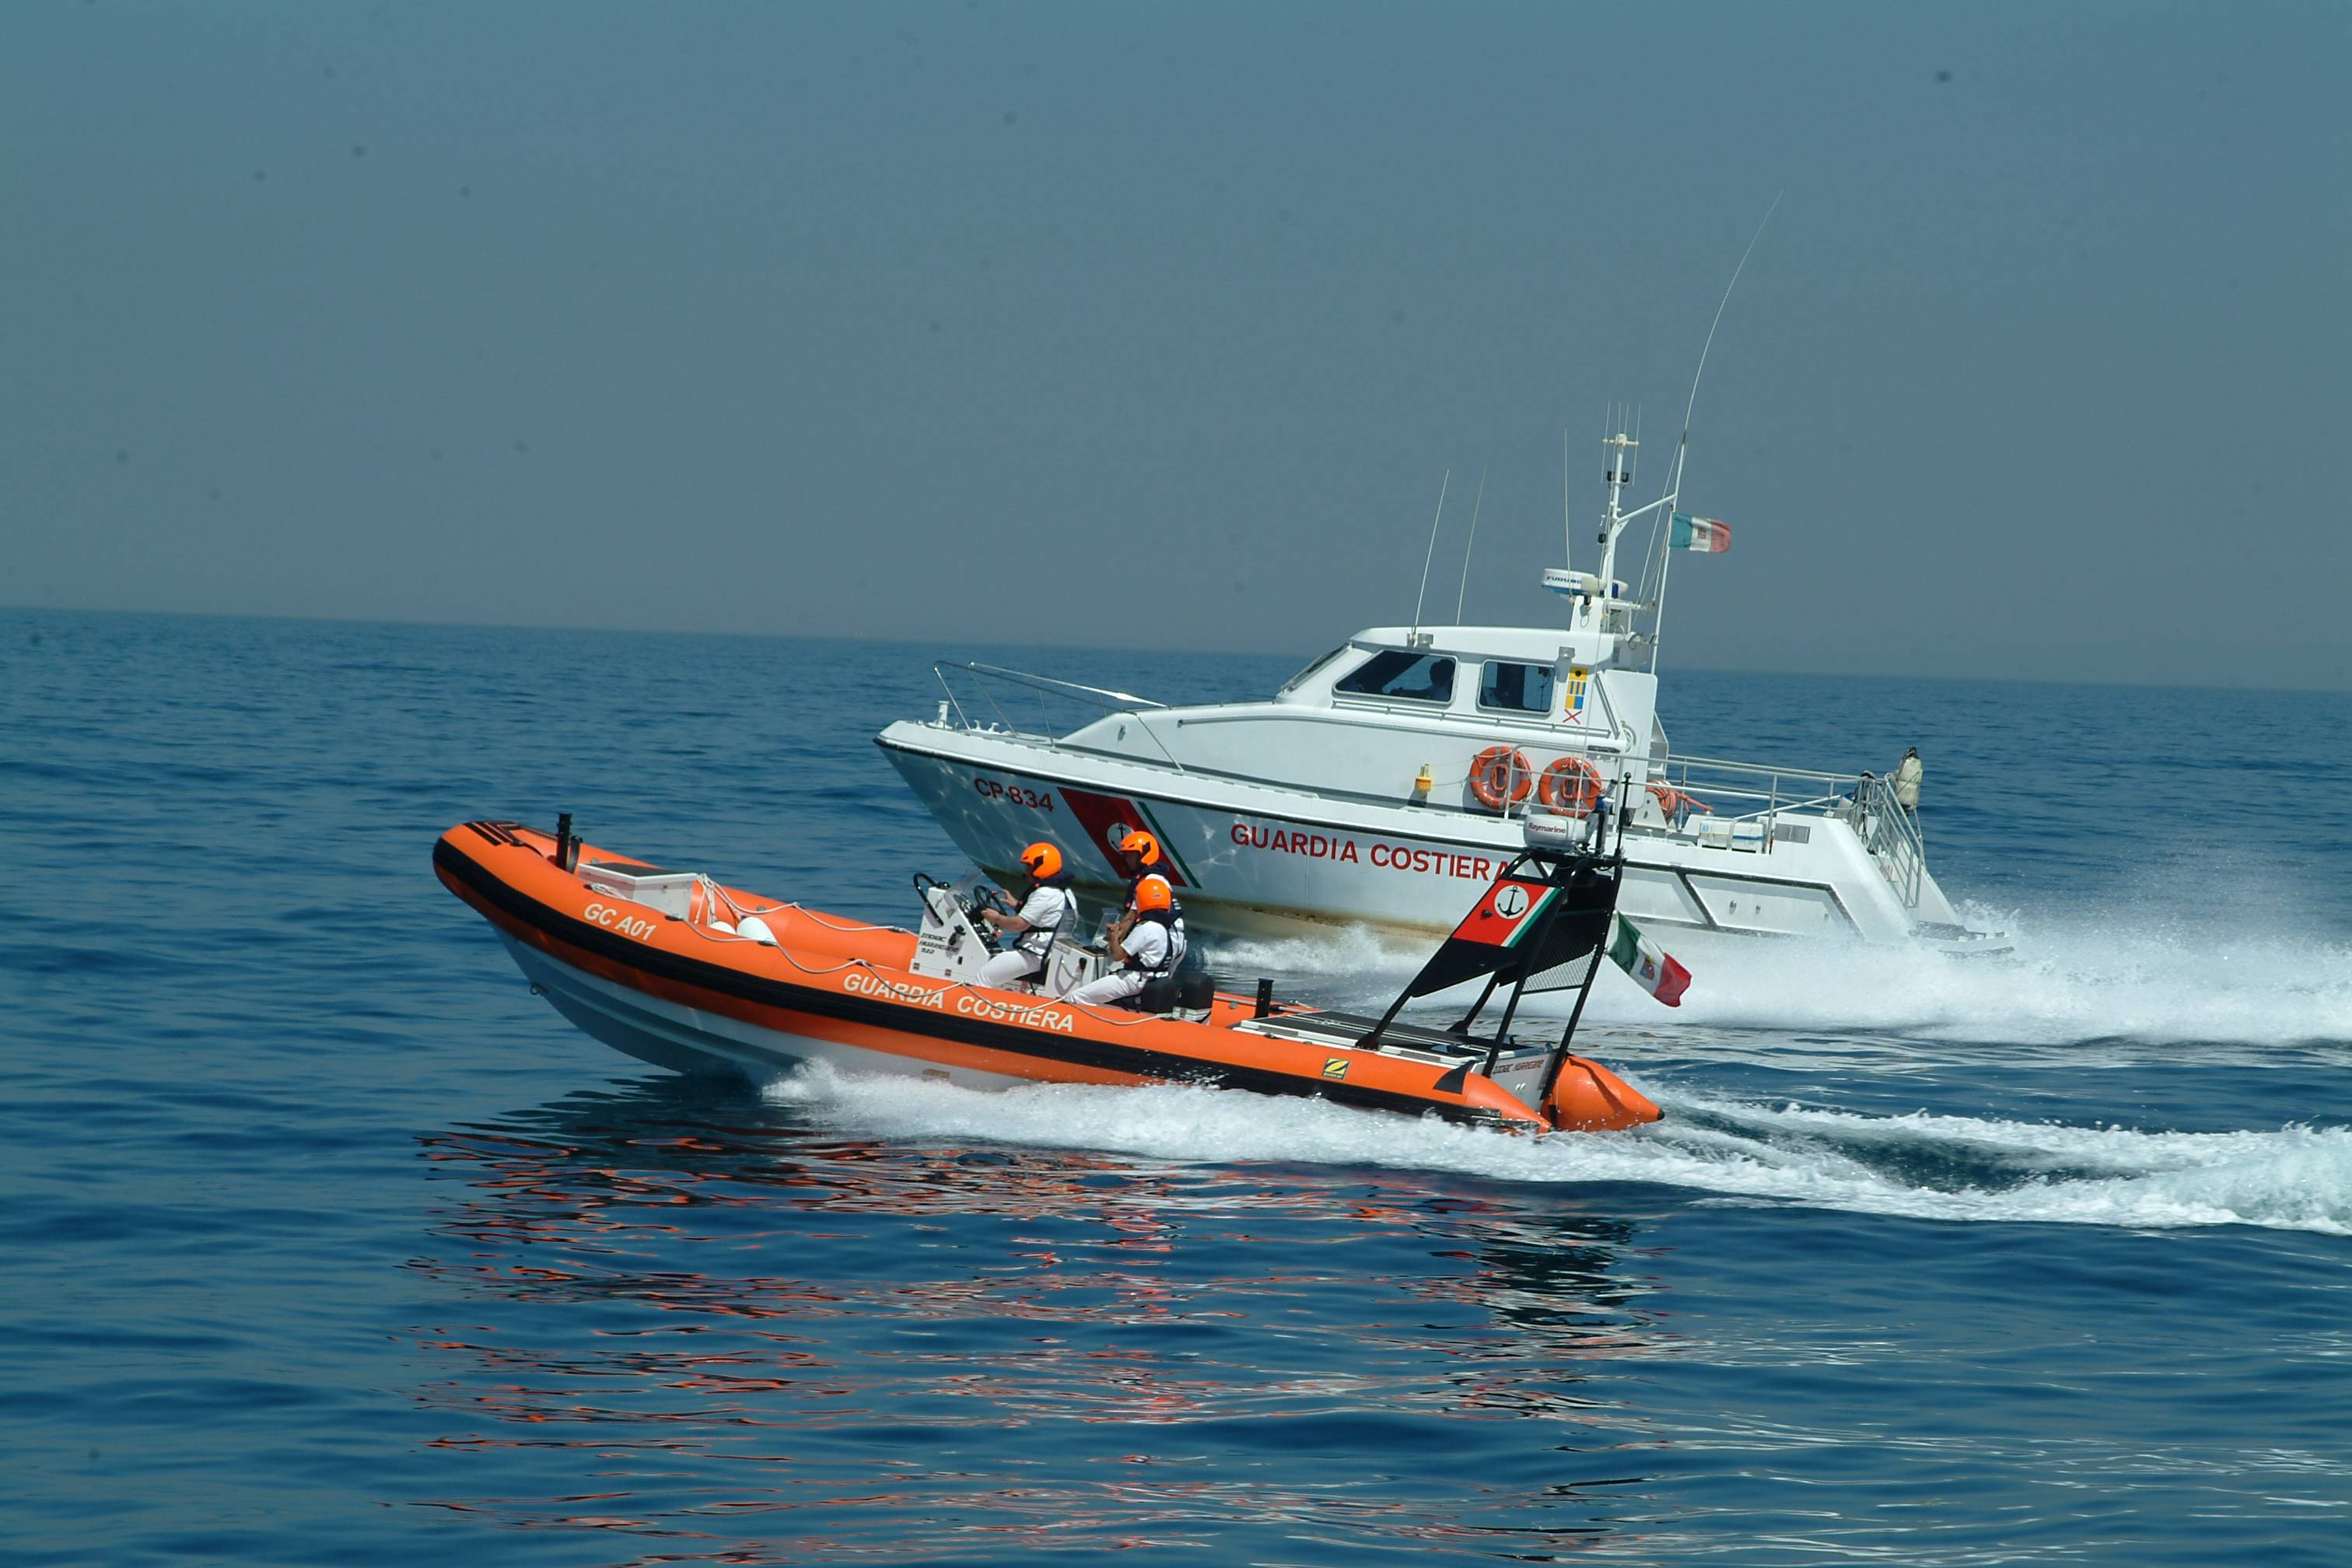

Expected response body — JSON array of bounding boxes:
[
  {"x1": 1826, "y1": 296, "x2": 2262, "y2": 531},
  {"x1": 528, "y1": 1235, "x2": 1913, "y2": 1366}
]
[{"x1": 4, "y1": 608, "x2": 2349, "y2": 1567}]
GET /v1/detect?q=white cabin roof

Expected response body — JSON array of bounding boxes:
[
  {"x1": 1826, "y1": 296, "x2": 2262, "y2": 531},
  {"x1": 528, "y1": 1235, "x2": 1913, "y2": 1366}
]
[{"x1": 1342, "y1": 625, "x2": 1610, "y2": 666}]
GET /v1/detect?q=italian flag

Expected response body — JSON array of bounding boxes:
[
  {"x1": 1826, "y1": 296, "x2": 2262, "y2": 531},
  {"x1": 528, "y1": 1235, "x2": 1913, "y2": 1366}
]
[
  {"x1": 1669, "y1": 512, "x2": 1731, "y2": 553},
  {"x1": 1608, "y1": 914, "x2": 1692, "y2": 1006}
]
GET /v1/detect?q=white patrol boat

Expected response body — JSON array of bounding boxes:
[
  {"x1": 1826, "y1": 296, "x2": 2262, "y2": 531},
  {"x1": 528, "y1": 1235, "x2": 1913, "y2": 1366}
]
[{"x1": 878, "y1": 384, "x2": 2006, "y2": 954}]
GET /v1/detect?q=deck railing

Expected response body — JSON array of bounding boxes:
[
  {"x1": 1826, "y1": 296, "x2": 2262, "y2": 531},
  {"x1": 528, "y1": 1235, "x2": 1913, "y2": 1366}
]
[
  {"x1": 1856, "y1": 768, "x2": 1927, "y2": 907},
  {"x1": 929, "y1": 662, "x2": 1188, "y2": 774},
  {"x1": 1655, "y1": 752, "x2": 1926, "y2": 907}
]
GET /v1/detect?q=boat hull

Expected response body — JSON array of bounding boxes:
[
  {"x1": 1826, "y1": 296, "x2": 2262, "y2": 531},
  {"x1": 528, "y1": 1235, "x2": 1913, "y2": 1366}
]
[
  {"x1": 877, "y1": 723, "x2": 1982, "y2": 947},
  {"x1": 432, "y1": 823, "x2": 1659, "y2": 1132}
]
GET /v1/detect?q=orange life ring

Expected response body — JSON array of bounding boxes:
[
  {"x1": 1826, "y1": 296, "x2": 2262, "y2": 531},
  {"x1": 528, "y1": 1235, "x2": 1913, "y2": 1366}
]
[
  {"x1": 1468, "y1": 746, "x2": 1534, "y2": 810},
  {"x1": 1538, "y1": 755, "x2": 1605, "y2": 813}
]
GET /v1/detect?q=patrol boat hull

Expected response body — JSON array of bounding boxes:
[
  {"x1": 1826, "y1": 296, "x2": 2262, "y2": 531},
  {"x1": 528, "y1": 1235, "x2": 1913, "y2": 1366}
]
[
  {"x1": 432, "y1": 820, "x2": 1664, "y2": 1134},
  {"x1": 880, "y1": 411, "x2": 2007, "y2": 955},
  {"x1": 877, "y1": 724, "x2": 1999, "y2": 952}
]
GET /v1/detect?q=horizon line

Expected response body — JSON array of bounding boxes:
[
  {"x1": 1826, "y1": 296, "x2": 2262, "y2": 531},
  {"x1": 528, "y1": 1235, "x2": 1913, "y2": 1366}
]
[{"x1": 5, "y1": 600, "x2": 2347, "y2": 698}]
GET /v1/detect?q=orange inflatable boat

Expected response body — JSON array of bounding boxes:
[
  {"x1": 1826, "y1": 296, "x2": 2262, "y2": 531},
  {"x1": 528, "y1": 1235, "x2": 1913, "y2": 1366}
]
[{"x1": 433, "y1": 816, "x2": 1661, "y2": 1135}]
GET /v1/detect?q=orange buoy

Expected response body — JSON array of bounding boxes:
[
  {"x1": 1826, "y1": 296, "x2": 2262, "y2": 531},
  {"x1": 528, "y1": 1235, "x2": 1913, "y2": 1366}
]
[
  {"x1": 1537, "y1": 755, "x2": 1604, "y2": 813},
  {"x1": 1468, "y1": 746, "x2": 1534, "y2": 810}
]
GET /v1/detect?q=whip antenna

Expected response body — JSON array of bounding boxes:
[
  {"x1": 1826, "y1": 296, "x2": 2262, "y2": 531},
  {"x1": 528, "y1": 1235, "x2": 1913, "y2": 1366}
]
[
  {"x1": 1410, "y1": 468, "x2": 1451, "y2": 639},
  {"x1": 1561, "y1": 429, "x2": 1572, "y2": 572},
  {"x1": 1453, "y1": 467, "x2": 1488, "y2": 625},
  {"x1": 1650, "y1": 191, "x2": 1780, "y2": 666},
  {"x1": 1668, "y1": 191, "x2": 1780, "y2": 502}
]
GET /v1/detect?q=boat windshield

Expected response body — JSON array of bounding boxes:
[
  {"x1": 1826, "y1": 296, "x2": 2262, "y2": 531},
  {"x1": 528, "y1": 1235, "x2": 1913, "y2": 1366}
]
[
  {"x1": 1276, "y1": 644, "x2": 1350, "y2": 695},
  {"x1": 1335, "y1": 650, "x2": 1456, "y2": 705}
]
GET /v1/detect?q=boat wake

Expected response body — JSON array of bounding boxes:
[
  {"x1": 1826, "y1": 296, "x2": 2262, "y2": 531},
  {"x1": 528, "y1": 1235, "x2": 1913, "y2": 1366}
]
[
  {"x1": 1211, "y1": 904, "x2": 2352, "y2": 1050},
  {"x1": 763, "y1": 1066, "x2": 2352, "y2": 1237}
]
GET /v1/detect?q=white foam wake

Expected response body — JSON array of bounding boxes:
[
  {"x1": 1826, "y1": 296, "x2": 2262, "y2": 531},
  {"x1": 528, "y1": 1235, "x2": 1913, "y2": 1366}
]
[
  {"x1": 1626, "y1": 915, "x2": 2352, "y2": 1048},
  {"x1": 763, "y1": 1066, "x2": 2352, "y2": 1236},
  {"x1": 1207, "y1": 907, "x2": 2352, "y2": 1049}
]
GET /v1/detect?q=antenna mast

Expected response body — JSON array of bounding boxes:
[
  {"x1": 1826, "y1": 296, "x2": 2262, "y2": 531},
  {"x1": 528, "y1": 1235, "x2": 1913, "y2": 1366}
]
[
  {"x1": 1596, "y1": 401, "x2": 1638, "y2": 597},
  {"x1": 1409, "y1": 469, "x2": 1451, "y2": 640},
  {"x1": 1561, "y1": 429, "x2": 1573, "y2": 576},
  {"x1": 1648, "y1": 192, "x2": 1780, "y2": 670},
  {"x1": 1453, "y1": 467, "x2": 1488, "y2": 625}
]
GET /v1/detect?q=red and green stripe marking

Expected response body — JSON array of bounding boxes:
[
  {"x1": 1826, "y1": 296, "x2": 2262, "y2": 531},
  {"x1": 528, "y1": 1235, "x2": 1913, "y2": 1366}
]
[
  {"x1": 1056, "y1": 786, "x2": 1198, "y2": 887},
  {"x1": 1452, "y1": 879, "x2": 1558, "y2": 948}
]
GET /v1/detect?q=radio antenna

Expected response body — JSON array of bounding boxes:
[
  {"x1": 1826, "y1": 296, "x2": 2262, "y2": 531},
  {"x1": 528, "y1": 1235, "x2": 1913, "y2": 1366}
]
[
  {"x1": 1453, "y1": 467, "x2": 1488, "y2": 625},
  {"x1": 1410, "y1": 468, "x2": 1451, "y2": 639},
  {"x1": 1561, "y1": 429, "x2": 1573, "y2": 573},
  {"x1": 1650, "y1": 191, "x2": 1780, "y2": 667}
]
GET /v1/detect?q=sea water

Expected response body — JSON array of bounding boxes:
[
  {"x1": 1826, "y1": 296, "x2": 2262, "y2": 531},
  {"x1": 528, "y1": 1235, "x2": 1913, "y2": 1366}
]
[{"x1": 2, "y1": 608, "x2": 2347, "y2": 1566}]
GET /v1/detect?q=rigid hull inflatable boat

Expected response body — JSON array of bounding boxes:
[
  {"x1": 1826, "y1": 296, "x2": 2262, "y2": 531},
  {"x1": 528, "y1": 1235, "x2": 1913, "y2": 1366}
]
[{"x1": 432, "y1": 817, "x2": 1663, "y2": 1134}]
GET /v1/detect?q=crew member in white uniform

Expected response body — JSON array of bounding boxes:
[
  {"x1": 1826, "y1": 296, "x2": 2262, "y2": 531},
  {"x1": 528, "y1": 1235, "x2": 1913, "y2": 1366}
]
[
  {"x1": 1893, "y1": 746, "x2": 1923, "y2": 817},
  {"x1": 977, "y1": 842, "x2": 1078, "y2": 990},
  {"x1": 1067, "y1": 874, "x2": 1187, "y2": 1008},
  {"x1": 1111, "y1": 827, "x2": 1186, "y2": 933},
  {"x1": 1113, "y1": 828, "x2": 1171, "y2": 900}
]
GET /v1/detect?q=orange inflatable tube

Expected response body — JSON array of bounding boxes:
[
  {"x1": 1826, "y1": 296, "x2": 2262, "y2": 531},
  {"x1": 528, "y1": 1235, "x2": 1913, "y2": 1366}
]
[{"x1": 433, "y1": 821, "x2": 1661, "y2": 1135}]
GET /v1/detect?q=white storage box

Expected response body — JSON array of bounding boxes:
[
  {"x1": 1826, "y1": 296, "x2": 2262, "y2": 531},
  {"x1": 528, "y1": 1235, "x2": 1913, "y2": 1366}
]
[{"x1": 578, "y1": 861, "x2": 701, "y2": 919}]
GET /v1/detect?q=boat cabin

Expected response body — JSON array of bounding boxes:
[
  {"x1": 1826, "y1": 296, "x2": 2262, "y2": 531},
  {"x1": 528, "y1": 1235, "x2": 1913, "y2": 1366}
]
[
  {"x1": 1278, "y1": 624, "x2": 1654, "y2": 750},
  {"x1": 1056, "y1": 621, "x2": 1662, "y2": 817}
]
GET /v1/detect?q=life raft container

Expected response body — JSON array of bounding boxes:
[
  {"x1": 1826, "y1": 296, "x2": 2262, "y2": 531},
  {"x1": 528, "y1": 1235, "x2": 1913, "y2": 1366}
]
[
  {"x1": 1468, "y1": 747, "x2": 1534, "y2": 810},
  {"x1": 1538, "y1": 755, "x2": 1604, "y2": 813}
]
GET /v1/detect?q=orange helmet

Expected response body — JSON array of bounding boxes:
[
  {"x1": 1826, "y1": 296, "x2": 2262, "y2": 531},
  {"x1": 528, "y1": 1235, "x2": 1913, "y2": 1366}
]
[
  {"x1": 1117, "y1": 828, "x2": 1162, "y2": 867},
  {"x1": 1133, "y1": 874, "x2": 1174, "y2": 912},
  {"x1": 1019, "y1": 842, "x2": 1062, "y2": 879}
]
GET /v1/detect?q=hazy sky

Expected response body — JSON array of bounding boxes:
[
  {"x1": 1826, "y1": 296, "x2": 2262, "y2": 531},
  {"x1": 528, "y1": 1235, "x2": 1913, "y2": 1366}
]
[{"x1": 6, "y1": 2, "x2": 2347, "y2": 686}]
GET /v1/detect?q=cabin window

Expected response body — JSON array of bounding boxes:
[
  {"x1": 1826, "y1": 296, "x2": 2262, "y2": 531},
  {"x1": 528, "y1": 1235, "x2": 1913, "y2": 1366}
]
[
  {"x1": 1277, "y1": 645, "x2": 1349, "y2": 695},
  {"x1": 1334, "y1": 649, "x2": 1456, "y2": 704},
  {"x1": 1478, "y1": 660, "x2": 1556, "y2": 716}
]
